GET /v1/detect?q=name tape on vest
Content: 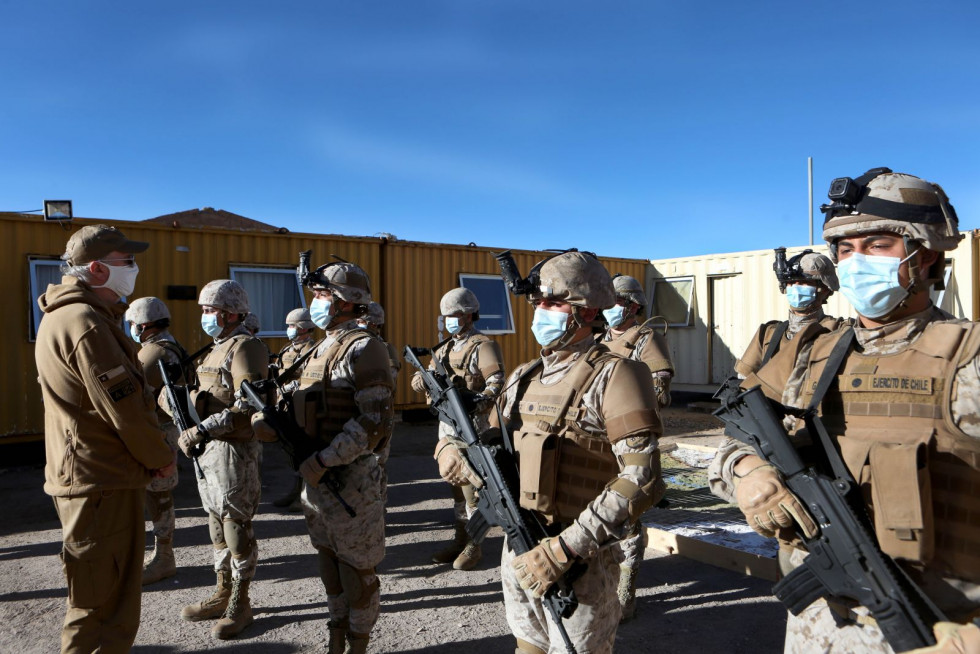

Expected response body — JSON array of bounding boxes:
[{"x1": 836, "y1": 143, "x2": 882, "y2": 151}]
[{"x1": 820, "y1": 374, "x2": 935, "y2": 395}]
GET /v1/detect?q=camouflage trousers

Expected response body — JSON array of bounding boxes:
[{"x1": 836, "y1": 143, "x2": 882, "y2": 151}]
[
  {"x1": 302, "y1": 455, "x2": 385, "y2": 634},
  {"x1": 502, "y1": 538, "x2": 623, "y2": 654},
  {"x1": 195, "y1": 439, "x2": 262, "y2": 581},
  {"x1": 617, "y1": 522, "x2": 645, "y2": 569},
  {"x1": 145, "y1": 423, "x2": 178, "y2": 540}
]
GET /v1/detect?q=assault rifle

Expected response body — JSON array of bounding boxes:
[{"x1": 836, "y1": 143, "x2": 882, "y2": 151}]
[
  {"x1": 238, "y1": 379, "x2": 355, "y2": 518},
  {"x1": 404, "y1": 345, "x2": 581, "y2": 654},
  {"x1": 713, "y1": 379, "x2": 946, "y2": 652},
  {"x1": 157, "y1": 360, "x2": 206, "y2": 480}
]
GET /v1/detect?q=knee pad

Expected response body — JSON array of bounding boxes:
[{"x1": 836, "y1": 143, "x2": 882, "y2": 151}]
[
  {"x1": 339, "y1": 561, "x2": 379, "y2": 610},
  {"x1": 223, "y1": 519, "x2": 254, "y2": 557},
  {"x1": 317, "y1": 548, "x2": 343, "y2": 595},
  {"x1": 209, "y1": 513, "x2": 226, "y2": 548}
]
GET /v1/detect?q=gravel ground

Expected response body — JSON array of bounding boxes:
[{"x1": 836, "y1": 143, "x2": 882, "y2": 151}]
[{"x1": 0, "y1": 407, "x2": 786, "y2": 653}]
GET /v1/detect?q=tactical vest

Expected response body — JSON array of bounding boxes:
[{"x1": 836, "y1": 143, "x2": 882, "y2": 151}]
[
  {"x1": 604, "y1": 321, "x2": 674, "y2": 374},
  {"x1": 800, "y1": 322, "x2": 980, "y2": 582},
  {"x1": 438, "y1": 332, "x2": 501, "y2": 392},
  {"x1": 193, "y1": 334, "x2": 255, "y2": 441},
  {"x1": 508, "y1": 345, "x2": 622, "y2": 524},
  {"x1": 746, "y1": 319, "x2": 841, "y2": 403},
  {"x1": 278, "y1": 339, "x2": 315, "y2": 383},
  {"x1": 294, "y1": 329, "x2": 373, "y2": 445}
]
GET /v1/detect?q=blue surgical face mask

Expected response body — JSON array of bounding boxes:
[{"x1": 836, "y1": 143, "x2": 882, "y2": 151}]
[
  {"x1": 785, "y1": 284, "x2": 818, "y2": 310},
  {"x1": 602, "y1": 304, "x2": 626, "y2": 328},
  {"x1": 310, "y1": 297, "x2": 332, "y2": 329},
  {"x1": 837, "y1": 250, "x2": 918, "y2": 319},
  {"x1": 531, "y1": 307, "x2": 570, "y2": 347},
  {"x1": 286, "y1": 326, "x2": 298, "y2": 341},
  {"x1": 129, "y1": 322, "x2": 142, "y2": 343},
  {"x1": 445, "y1": 316, "x2": 463, "y2": 335},
  {"x1": 201, "y1": 313, "x2": 223, "y2": 338}
]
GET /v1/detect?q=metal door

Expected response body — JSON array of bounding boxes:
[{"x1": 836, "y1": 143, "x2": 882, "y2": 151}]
[{"x1": 709, "y1": 274, "x2": 742, "y2": 384}]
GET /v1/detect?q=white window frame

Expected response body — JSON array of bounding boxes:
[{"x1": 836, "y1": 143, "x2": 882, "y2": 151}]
[
  {"x1": 229, "y1": 265, "x2": 306, "y2": 338},
  {"x1": 650, "y1": 275, "x2": 696, "y2": 327},
  {"x1": 28, "y1": 257, "x2": 64, "y2": 342},
  {"x1": 458, "y1": 273, "x2": 515, "y2": 335}
]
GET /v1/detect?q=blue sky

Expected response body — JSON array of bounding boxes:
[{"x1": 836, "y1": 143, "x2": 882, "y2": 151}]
[{"x1": 2, "y1": 1, "x2": 978, "y2": 260}]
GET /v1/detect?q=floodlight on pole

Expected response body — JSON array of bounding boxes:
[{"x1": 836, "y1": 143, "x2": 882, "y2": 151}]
[{"x1": 43, "y1": 200, "x2": 73, "y2": 221}]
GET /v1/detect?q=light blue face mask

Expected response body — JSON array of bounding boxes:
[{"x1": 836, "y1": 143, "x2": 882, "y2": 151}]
[
  {"x1": 201, "y1": 313, "x2": 223, "y2": 338},
  {"x1": 129, "y1": 322, "x2": 143, "y2": 343},
  {"x1": 785, "y1": 284, "x2": 818, "y2": 310},
  {"x1": 602, "y1": 304, "x2": 626, "y2": 328},
  {"x1": 445, "y1": 316, "x2": 463, "y2": 335},
  {"x1": 286, "y1": 326, "x2": 298, "y2": 341},
  {"x1": 310, "y1": 297, "x2": 332, "y2": 329},
  {"x1": 837, "y1": 250, "x2": 917, "y2": 319},
  {"x1": 531, "y1": 307, "x2": 569, "y2": 346}
]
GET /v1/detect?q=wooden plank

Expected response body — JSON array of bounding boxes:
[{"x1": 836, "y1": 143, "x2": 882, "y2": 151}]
[{"x1": 645, "y1": 525, "x2": 781, "y2": 582}]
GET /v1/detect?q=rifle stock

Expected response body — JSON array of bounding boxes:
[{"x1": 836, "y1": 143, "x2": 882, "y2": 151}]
[
  {"x1": 157, "y1": 359, "x2": 206, "y2": 480},
  {"x1": 713, "y1": 381, "x2": 945, "y2": 652},
  {"x1": 239, "y1": 379, "x2": 355, "y2": 518},
  {"x1": 404, "y1": 345, "x2": 581, "y2": 654}
]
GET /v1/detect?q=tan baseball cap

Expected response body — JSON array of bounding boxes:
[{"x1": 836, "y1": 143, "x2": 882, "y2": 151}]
[{"x1": 63, "y1": 224, "x2": 149, "y2": 265}]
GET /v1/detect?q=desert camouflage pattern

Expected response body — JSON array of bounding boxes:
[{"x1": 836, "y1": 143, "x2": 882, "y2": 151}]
[
  {"x1": 198, "y1": 279, "x2": 250, "y2": 314},
  {"x1": 502, "y1": 539, "x2": 622, "y2": 654},
  {"x1": 297, "y1": 318, "x2": 391, "y2": 634},
  {"x1": 499, "y1": 336, "x2": 661, "y2": 559},
  {"x1": 433, "y1": 328, "x2": 505, "y2": 440}
]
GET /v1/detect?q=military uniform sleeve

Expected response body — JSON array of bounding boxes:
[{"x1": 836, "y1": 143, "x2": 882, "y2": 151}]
[
  {"x1": 76, "y1": 325, "x2": 171, "y2": 470},
  {"x1": 950, "y1": 353, "x2": 980, "y2": 439},
  {"x1": 475, "y1": 340, "x2": 506, "y2": 397},
  {"x1": 707, "y1": 436, "x2": 755, "y2": 502},
  {"x1": 560, "y1": 358, "x2": 665, "y2": 559},
  {"x1": 734, "y1": 322, "x2": 775, "y2": 378},
  {"x1": 317, "y1": 337, "x2": 395, "y2": 467},
  {"x1": 636, "y1": 329, "x2": 674, "y2": 375},
  {"x1": 137, "y1": 344, "x2": 168, "y2": 395}
]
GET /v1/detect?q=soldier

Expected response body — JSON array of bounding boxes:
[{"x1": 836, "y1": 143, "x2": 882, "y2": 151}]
[
  {"x1": 271, "y1": 307, "x2": 318, "y2": 511},
  {"x1": 177, "y1": 280, "x2": 268, "y2": 640},
  {"x1": 124, "y1": 296, "x2": 187, "y2": 585},
  {"x1": 438, "y1": 251, "x2": 665, "y2": 654},
  {"x1": 357, "y1": 301, "x2": 401, "y2": 502},
  {"x1": 256, "y1": 260, "x2": 394, "y2": 654},
  {"x1": 734, "y1": 248, "x2": 843, "y2": 385},
  {"x1": 243, "y1": 312, "x2": 261, "y2": 336},
  {"x1": 714, "y1": 169, "x2": 980, "y2": 653},
  {"x1": 35, "y1": 224, "x2": 175, "y2": 653},
  {"x1": 598, "y1": 273, "x2": 675, "y2": 621},
  {"x1": 410, "y1": 287, "x2": 505, "y2": 571}
]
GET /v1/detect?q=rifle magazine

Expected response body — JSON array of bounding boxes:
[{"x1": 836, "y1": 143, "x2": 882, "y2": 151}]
[{"x1": 773, "y1": 555, "x2": 829, "y2": 615}]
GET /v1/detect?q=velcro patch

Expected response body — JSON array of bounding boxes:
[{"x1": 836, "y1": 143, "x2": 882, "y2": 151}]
[
  {"x1": 833, "y1": 374, "x2": 934, "y2": 394},
  {"x1": 97, "y1": 365, "x2": 126, "y2": 384},
  {"x1": 303, "y1": 371, "x2": 324, "y2": 381},
  {"x1": 518, "y1": 401, "x2": 561, "y2": 417},
  {"x1": 107, "y1": 379, "x2": 136, "y2": 402},
  {"x1": 98, "y1": 365, "x2": 137, "y2": 402}
]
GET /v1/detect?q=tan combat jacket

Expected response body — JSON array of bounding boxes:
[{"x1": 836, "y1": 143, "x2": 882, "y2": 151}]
[{"x1": 36, "y1": 276, "x2": 172, "y2": 496}]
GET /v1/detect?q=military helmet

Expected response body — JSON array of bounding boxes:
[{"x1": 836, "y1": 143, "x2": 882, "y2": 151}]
[
  {"x1": 611, "y1": 274, "x2": 646, "y2": 307},
  {"x1": 821, "y1": 168, "x2": 963, "y2": 259},
  {"x1": 285, "y1": 307, "x2": 315, "y2": 330},
  {"x1": 309, "y1": 262, "x2": 372, "y2": 304},
  {"x1": 531, "y1": 251, "x2": 615, "y2": 310},
  {"x1": 125, "y1": 297, "x2": 170, "y2": 325},
  {"x1": 365, "y1": 301, "x2": 385, "y2": 326},
  {"x1": 199, "y1": 279, "x2": 250, "y2": 314},
  {"x1": 774, "y1": 248, "x2": 839, "y2": 293},
  {"x1": 440, "y1": 288, "x2": 480, "y2": 315}
]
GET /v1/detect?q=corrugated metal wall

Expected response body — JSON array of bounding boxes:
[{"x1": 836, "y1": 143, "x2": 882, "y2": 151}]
[
  {"x1": 650, "y1": 235, "x2": 978, "y2": 391},
  {"x1": 4, "y1": 213, "x2": 650, "y2": 437}
]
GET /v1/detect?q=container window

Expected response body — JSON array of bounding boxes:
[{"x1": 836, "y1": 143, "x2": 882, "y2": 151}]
[
  {"x1": 458, "y1": 274, "x2": 515, "y2": 334},
  {"x1": 230, "y1": 266, "x2": 306, "y2": 337},
  {"x1": 651, "y1": 276, "x2": 695, "y2": 327},
  {"x1": 28, "y1": 258, "x2": 64, "y2": 342}
]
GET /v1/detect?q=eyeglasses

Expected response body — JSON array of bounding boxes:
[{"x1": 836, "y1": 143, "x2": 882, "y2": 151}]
[{"x1": 99, "y1": 257, "x2": 136, "y2": 267}]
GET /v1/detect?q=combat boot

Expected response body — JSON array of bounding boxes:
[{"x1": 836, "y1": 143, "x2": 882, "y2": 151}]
[
  {"x1": 453, "y1": 539, "x2": 482, "y2": 571},
  {"x1": 617, "y1": 563, "x2": 639, "y2": 623},
  {"x1": 431, "y1": 521, "x2": 467, "y2": 564},
  {"x1": 181, "y1": 570, "x2": 231, "y2": 621},
  {"x1": 327, "y1": 620, "x2": 348, "y2": 654},
  {"x1": 347, "y1": 632, "x2": 370, "y2": 654},
  {"x1": 273, "y1": 476, "x2": 303, "y2": 508},
  {"x1": 142, "y1": 537, "x2": 176, "y2": 585},
  {"x1": 211, "y1": 578, "x2": 253, "y2": 639}
]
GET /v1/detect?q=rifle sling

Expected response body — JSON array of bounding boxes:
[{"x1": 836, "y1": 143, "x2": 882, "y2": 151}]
[
  {"x1": 274, "y1": 337, "x2": 324, "y2": 385},
  {"x1": 804, "y1": 327, "x2": 857, "y2": 490},
  {"x1": 760, "y1": 321, "x2": 790, "y2": 367}
]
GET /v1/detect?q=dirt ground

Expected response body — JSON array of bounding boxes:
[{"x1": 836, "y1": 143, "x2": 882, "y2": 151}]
[{"x1": 0, "y1": 407, "x2": 786, "y2": 653}]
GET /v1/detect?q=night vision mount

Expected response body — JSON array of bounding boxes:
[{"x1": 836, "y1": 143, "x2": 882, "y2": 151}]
[
  {"x1": 493, "y1": 248, "x2": 597, "y2": 297},
  {"x1": 297, "y1": 250, "x2": 350, "y2": 289},
  {"x1": 772, "y1": 246, "x2": 814, "y2": 292}
]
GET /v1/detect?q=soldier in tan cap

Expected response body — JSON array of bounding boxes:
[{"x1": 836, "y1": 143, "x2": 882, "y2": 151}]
[
  {"x1": 712, "y1": 169, "x2": 980, "y2": 653},
  {"x1": 124, "y1": 296, "x2": 188, "y2": 585},
  {"x1": 177, "y1": 279, "x2": 268, "y2": 640},
  {"x1": 411, "y1": 287, "x2": 505, "y2": 571},
  {"x1": 438, "y1": 250, "x2": 665, "y2": 654},
  {"x1": 36, "y1": 224, "x2": 175, "y2": 654}
]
